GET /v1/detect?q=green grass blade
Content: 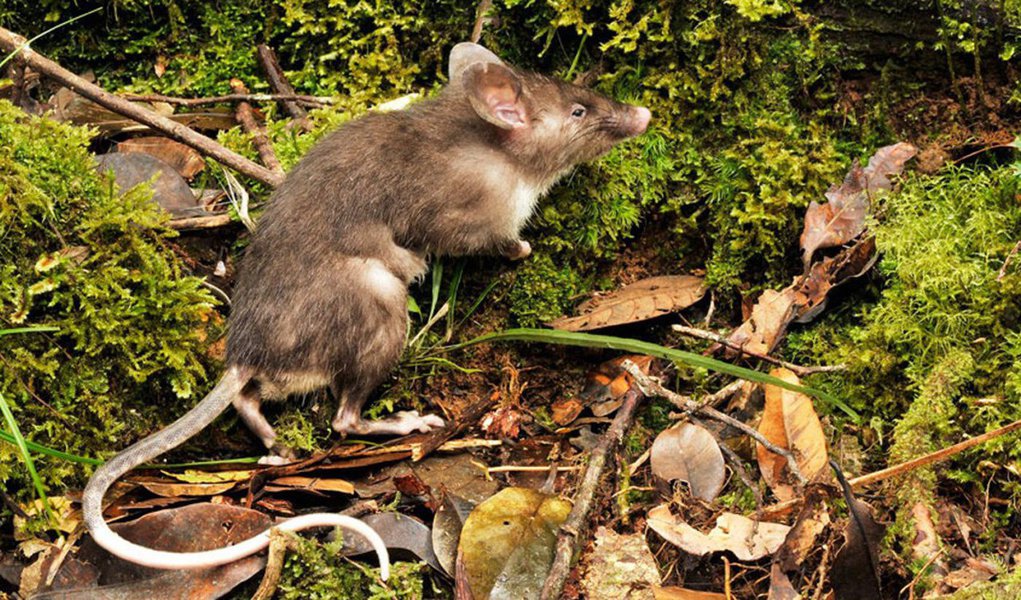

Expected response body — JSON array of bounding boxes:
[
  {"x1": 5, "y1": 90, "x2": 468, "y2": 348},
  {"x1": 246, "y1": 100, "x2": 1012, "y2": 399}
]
[
  {"x1": 0, "y1": 392, "x2": 55, "y2": 523},
  {"x1": 0, "y1": 326, "x2": 59, "y2": 336},
  {"x1": 0, "y1": 429, "x2": 101, "y2": 465},
  {"x1": 0, "y1": 7, "x2": 103, "y2": 71},
  {"x1": 459, "y1": 328, "x2": 858, "y2": 420}
]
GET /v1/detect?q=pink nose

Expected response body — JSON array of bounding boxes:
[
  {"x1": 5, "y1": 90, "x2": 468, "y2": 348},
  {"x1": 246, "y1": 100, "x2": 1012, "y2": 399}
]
[{"x1": 631, "y1": 106, "x2": 651, "y2": 135}]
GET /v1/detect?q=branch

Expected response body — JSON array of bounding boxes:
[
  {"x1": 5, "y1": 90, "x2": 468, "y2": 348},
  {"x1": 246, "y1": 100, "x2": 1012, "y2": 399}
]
[
  {"x1": 761, "y1": 418, "x2": 1021, "y2": 517},
  {"x1": 121, "y1": 92, "x2": 335, "y2": 108},
  {"x1": 230, "y1": 78, "x2": 284, "y2": 176},
  {"x1": 256, "y1": 44, "x2": 313, "y2": 131},
  {"x1": 0, "y1": 26, "x2": 284, "y2": 188},
  {"x1": 672, "y1": 325, "x2": 845, "y2": 377},
  {"x1": 540, "y1": 386, "x2": 644, "y2": 600},
  {"x1": 470, "y1": 0, "x2": 494, "y2": 44}
]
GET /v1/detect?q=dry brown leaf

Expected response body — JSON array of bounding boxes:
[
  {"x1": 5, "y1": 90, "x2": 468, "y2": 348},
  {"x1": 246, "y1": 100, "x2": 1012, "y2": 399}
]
[
  {"x1": 650, "y1": 423, "x2": 726, "y2": 501},
  {"x1": 94, "y1": 153, "x2": 202, "y2": 217},
  {"x1": 265, "y1": 476, "x2": 355, "y2": 494},
  {"x1": 767, "y1": 563, "x2": 801, "y2": 600},
  {"x1": 831, "y1": 495, "x2": 884, "y2": 600},
  {"x1": 551, "y1": 396, "x2": 584, "y2": 425},
  {"x1": 755, "y1": 368, "x2": 829, "y2": 501},
  {"x1": 793, "y1": 236, "x2": 878, "y2": 323},
  {"x1": 118, "y1": 136, "x2": 206, "y2": 179},
  {"x1": 134, "y1": 479, "x2": 237, "y2": 497},
  {"x1": 652, "y1": 586, "x2": 727, "y2": 599},
  {"x1": 647, "y1": 504, "x2": 791, "y2": 561},
  {"x1": 550, "y1": 275, "x2": 705, "y2": 331},
  {"x1": 800, "y1": 143, "x2": 917, "y2": 266},
  {"x1": 582, "y1": 527, "x2": 660, "y2": 600},
  {"x1": 724, "y1": 288, "x2": 797, "y2": 357},
  {"x1": 776, "y1": 486, "x2": 831, "y2": 571},
  {"x1": 575, "y1": 355, "x2": 652, "y2": 417}
]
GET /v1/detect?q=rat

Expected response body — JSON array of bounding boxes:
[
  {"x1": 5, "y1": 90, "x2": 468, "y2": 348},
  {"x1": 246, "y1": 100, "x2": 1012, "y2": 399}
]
[{"x1": 82, "y1": 42, "x2": 650, "y2": 571}]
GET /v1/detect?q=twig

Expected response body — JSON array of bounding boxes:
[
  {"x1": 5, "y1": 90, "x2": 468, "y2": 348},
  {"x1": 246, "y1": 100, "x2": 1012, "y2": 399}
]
[
  {"x1": 256, "y1": 44, "x2": 313, "y2": 131},
  {"x1": 0, "y1": 26, "x2": 284, "y2": 188},
  {"x1": 413, "y1": 392, "x2": 501, "y2": 461},
  {"x1": 998, "y1": 240, "x2": 1021, "y2": 281},
  {"x1": 540, "y1": 386, "x2": 644, "y2": 600},
  {"x1": 695, "y1": 379, "x2": 747, "y2": 411},
  {"x1": 230, "y1": 78, "x2": 284, "y2": 176},
  {"x1": 672, "y1": 325, "x2": 845, "y2": 377},
  {"x1": 761, "y1": 418, "x2": 1021, "y2": 517},
  {"x1": 121, "y1": 92, "x2": 335, "y2": 107},
  {"x1": 623, "y1": 362, "x2": 807, "y2": 485},
  {"x1": 167, "y1": 213, "x2": 234, "y2": 230},
  {"x1": 486, "y1": 465, "x2": 582, "y2": 474},
  {"x1": 470, "y1": 0, "x2": 494, "y2": 44},
  {"x1": 252, "y1": 528, "x2": 292, "y2": 600}
]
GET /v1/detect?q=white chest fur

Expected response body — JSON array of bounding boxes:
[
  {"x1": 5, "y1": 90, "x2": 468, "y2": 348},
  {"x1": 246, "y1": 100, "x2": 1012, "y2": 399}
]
[{"x1": 509, "y1": 180, "x2": 542, "y2": 234}]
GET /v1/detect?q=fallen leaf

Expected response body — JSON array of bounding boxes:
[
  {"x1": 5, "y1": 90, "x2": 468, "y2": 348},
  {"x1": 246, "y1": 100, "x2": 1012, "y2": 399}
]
[
  {"x1": 458, "y1": 487, "x2": 571, "y2": 599},
  {"x1": 756, "y1": 368, "x2": 829, "y2": 501},
  {"x1": 650, "y1": 422, "x2": 727, "y2": 501},
  {"x1": 336, "y1": 512, "x2": 443, "y2": 573},
  {"x1": 263, "y1": 476, "x2": 355, "y2": 494},
  {"x1": 578, "y1": 355, "x2": 652, "y2": 417},
  {"x1": 800, "y1": 143, "x2": 917, "y2": 266},
  {"x1": 94, "y1": 153, "x2": 204, "y2": 217},
  {"x1": 133, "y1": 478, "x2": 237, "y2": 497},
  {"x1": 433, "y1": 494, "x2": 475, "y2": 576},
  {"x1": 160, "y1": 469, "x2": 255, "y2": 484},
  {"x1": 831, "y1": 495, "x2": 884, "y2": 600},
  {"x1": 550, "y1": 276, "x2": 705, "y2": 331},
  {"x1": 60, "y1": 503, "x2": 270, "y2": 599},
  {"x1": 551, "y1": 396, "x2": 584, "y2": 425},
  {"x1": 775, "y1": 486, "x2": 831, "y2": 571},
  {"x1": 652, "y1": 586, "x2": 727, "y2": 599},
  {"x1": 767, "y1": 563, "x2": 801, "y2": 600},
  {"x1": 647, "y1": 505, "x2": 791, "y2": 561},
  {"x1": 117, "y1": 136, "x2": 205, "y2": 179},
  {"x1": 582, "y1": 527, "x2": 659, "y2": 600},
  {"x1": 910, "y1": 502, "x2": 947, "y2": 581},
  {"x1": 724, "y1": 289, "x2": 797, "y2": 357},
  {"x1": 793, "y1": 236, "x2": 878, "y2": 323},
  {"x1": 942, "y1": 557, "x2": 998, "y2": 590}
]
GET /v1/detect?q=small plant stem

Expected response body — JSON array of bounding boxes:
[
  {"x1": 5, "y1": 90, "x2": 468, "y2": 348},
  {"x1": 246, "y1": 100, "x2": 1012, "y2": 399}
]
[
  {"x1": 623, "y1": 362, "x2": 807, "y2": 485},
  {"x1": 540, "y1": 387, "x2": 644, "y2": 600},
  {"x1": 997, "y1": 240, "x2": 1020, "y2": 281},
  {"x1": 672, "y1": 325, "x2": 845, "y2": 377}
]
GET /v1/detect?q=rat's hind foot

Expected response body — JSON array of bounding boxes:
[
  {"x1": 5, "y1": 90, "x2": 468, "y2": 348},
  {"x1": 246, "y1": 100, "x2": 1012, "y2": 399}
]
[{"x1": 333, "y1": 411, "x2": 445, "y2": 437}]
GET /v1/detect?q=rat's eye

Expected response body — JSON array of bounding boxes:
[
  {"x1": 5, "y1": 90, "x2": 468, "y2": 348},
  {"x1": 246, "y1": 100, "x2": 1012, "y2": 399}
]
[{"x1": 571, "y1": 104, "x2": 587, "y2": 118}]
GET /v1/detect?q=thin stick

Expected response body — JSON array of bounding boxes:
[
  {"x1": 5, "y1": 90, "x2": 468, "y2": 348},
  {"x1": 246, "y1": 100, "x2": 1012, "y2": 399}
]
[
  {"x1": 256, "y1": 44, "x2": 313, "y2": 131},
  {"x1": 623, "y1": 362, "x2": 807, "y2": 485},
  {"x1": 762, "y1": 418, "x2": 1021, "y2": 516},
  {"x1": 230, "y1": 79, "x2": 284, "y2": 176},
  {"x1": 540, "y1": 387, "x2": 644, "y2": 600},
  {"x1": 252, "y1": 528, "x2": 291, "y2": 600},
  {"x1": 486, "y1": 465, "x2": 582, "y2": 474},
  {"x1": 470, "y1": 0, "x2": 494, "y2": 44},
  {"x1": 998, "y1": 240, "x2": 1021, "y2": 281},
  {"x1": 167, "y1": 213, "x2": 234, "y2": 230},
  {"x1": 0, "y1": 26, "x2": 284, "y2": 188},
  {"x1": 122, "y1": 92, "x2": 335, "y2": 107},
  {"x1": 672, "y1": 325, "x2": 845, "y2": 377}
]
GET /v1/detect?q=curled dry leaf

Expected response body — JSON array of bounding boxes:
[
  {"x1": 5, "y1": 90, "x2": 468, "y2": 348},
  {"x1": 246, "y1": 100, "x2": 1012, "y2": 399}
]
[
  {"x1": 457, "y1": 487, "x2": 571, "y2": 600},
  {"x1": 337, "y1": 512, "x2": 443, "y2": 572},
  {"x1": 581, "y1": 527, "x2": 660, "y2": 600},
  {"x1": 134, "y1": 478, "x2": 237, "y2": 498},
  {"x1": 550, "y1": 275, "x2": 705, "y2": 332},
  {"x1": 433, "y1": 494, "x2": 475, "y2": 576},
  {"x1": 756, "y1": 368, "x2": 829, "y2": 501},
  {"x1": 647, "y1": 504, "x2": 791, "y2": 562},
  {"x1": 117, "y1": 136, "x2": 206, "y2": 180},
  {"x1": 650, "y1": 422, "x2": 727, "y2": 502},
  {"x1": 831, "y1": 495, "x2": 884, "y2": 600},
  {"x1": 724, "y1": 289, "x2": 797, "y2": 357},
  {"x1": 800, "y1": 142, "x2": 917, "y2": 266}
]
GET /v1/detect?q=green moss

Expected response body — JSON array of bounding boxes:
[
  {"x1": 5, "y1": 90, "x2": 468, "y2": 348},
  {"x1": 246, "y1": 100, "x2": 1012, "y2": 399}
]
[
  {"x1": 277, "y1": 532, "x2": 428, "y2": 600},
  {"x1": 506, "y1": 253, "x2": 583, "y2": 327},
  {"x1": 0, "y1": 100, "x2": 218, "y2": 518}
]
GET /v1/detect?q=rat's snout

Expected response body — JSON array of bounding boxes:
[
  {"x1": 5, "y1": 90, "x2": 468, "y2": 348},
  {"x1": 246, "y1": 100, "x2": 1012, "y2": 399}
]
[{"x1": 628, "y1": 106, "x2": 651, "y2": 136}]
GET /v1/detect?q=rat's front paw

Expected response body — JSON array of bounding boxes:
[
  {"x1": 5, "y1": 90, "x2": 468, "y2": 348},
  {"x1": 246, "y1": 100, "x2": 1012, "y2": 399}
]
[{"x1": 502, "y1": 239, "x2": 531, "y2": 261}]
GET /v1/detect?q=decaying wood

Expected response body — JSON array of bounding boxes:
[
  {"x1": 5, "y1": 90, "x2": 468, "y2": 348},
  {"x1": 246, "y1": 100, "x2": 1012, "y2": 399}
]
[
  {"x1": 257, "y1": 44, "x2": 313, "y2": 131},
  {"x1": 0, "y1": 26, "x2": 284, "y2": 188},
  {"x1": 168, "y1": 214, "x2": 234, "y2": 230},
  {"x1": 121, "y1": 92, "x2": 335, "y2": 107},
  {"x1": 540, "y1": 387, "x2": 644, "y2": 600},
  {"x1": 230, "y1": 79, "x2": 284, "y2": 176}
]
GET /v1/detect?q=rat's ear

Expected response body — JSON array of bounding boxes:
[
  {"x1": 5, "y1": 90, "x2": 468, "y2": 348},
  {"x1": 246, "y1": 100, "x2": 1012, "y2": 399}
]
[
  {"x1": 462, "y1": 62, "x2": 527, "y2": 129},
  {"x1": 448, "y1": 42, "x2": 504, "y2": 82}
]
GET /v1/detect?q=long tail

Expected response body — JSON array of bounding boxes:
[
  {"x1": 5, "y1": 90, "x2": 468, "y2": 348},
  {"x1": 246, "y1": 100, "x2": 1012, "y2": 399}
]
[{"x1": 81, "y1": 366, "x2": 390, "y2": 577}]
